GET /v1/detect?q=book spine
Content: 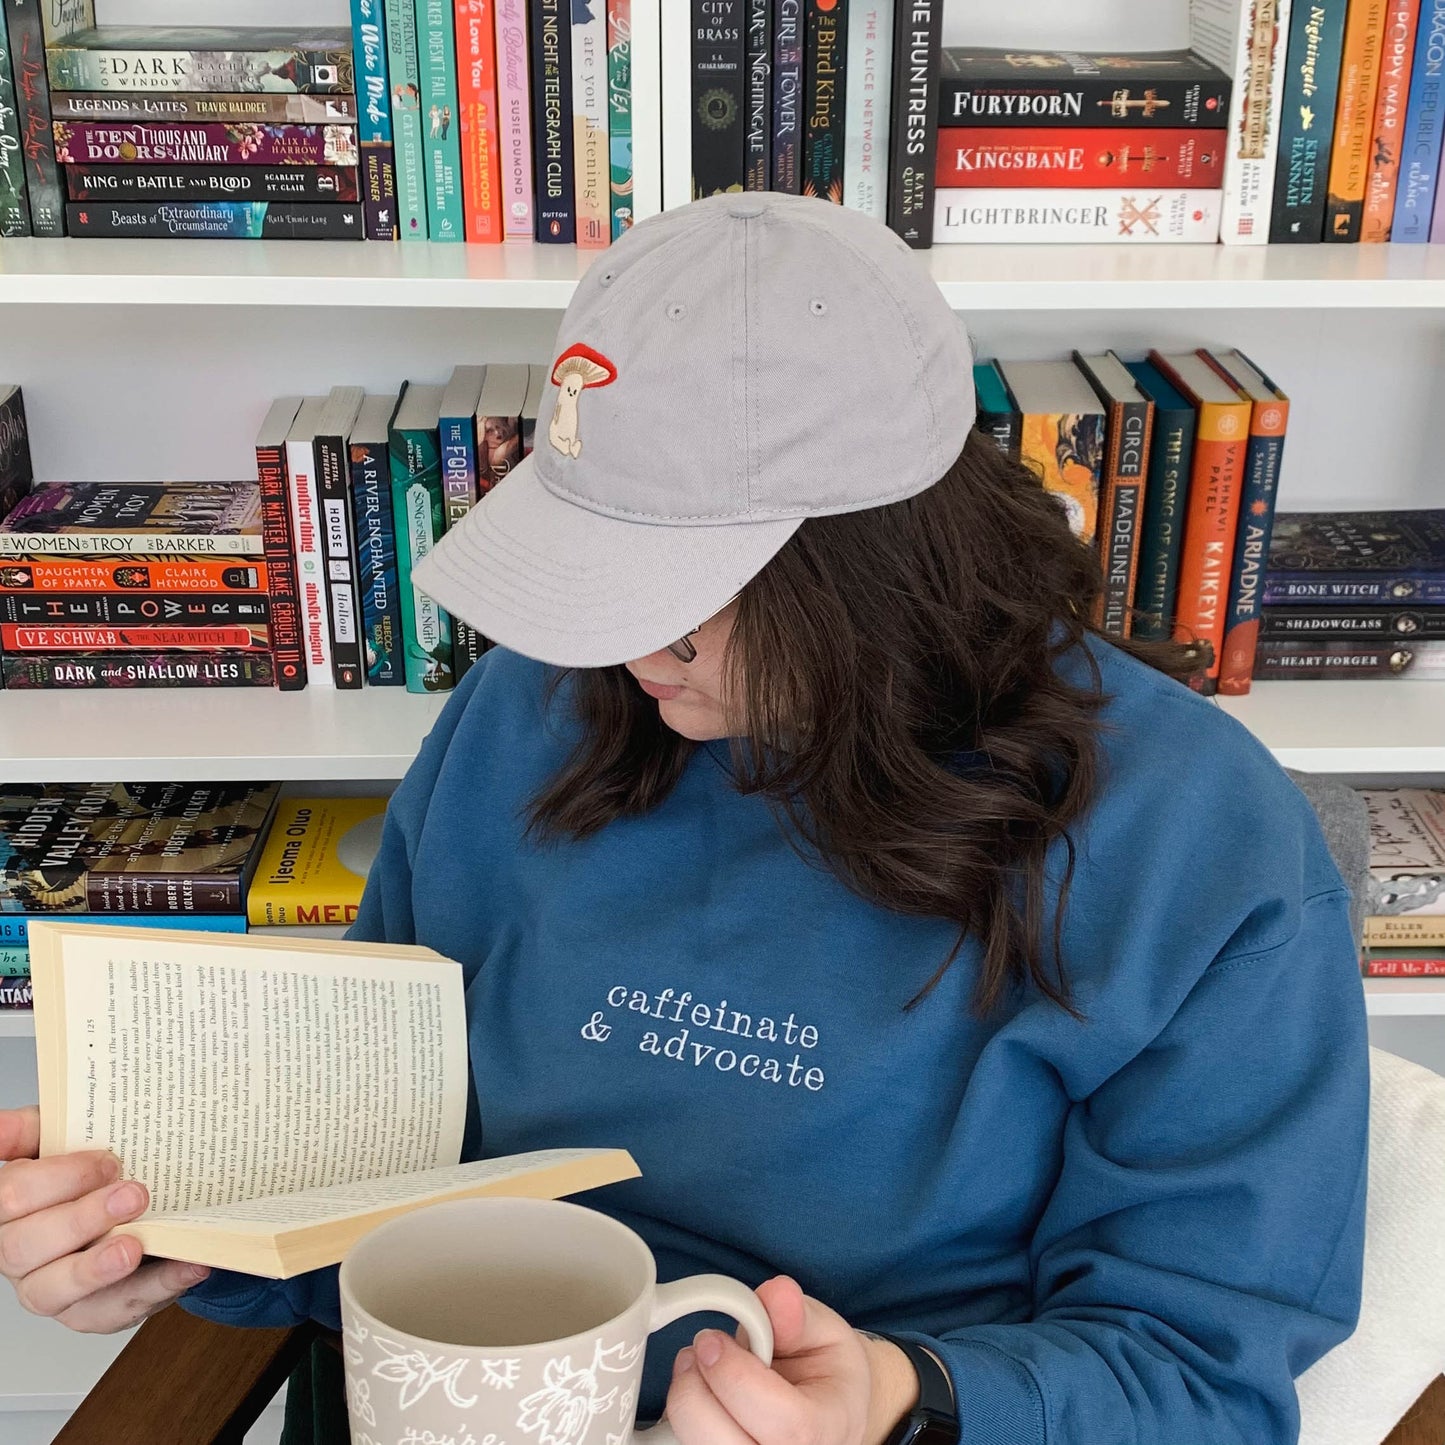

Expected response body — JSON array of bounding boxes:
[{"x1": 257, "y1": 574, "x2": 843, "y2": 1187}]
[
  {"x1": 886, "y1": 0, "x2": 941, "y2": 246},
  {"x1": 1326, "y1": 0, "x2": 1389, "y2": 239},
  {"x1": 0, "y1": 10, "x2": 30, "y2": 235},
  {"x1": 64, "y1": 163, "x2": 360, "y2": 202},
  {"x1": 1254, "y1": 637, "x2": 1445, "y2": 677},
  {"x1": 1, "y1": 623, "x2": 268, "y2": 651},
  {"x1": 1362, "y1": 0, "x2": 1423, "y2": 237},
  {"x1": 1088, "y1": 382, "x2": 1153, "y2": 642},
  {"x1": 87, "y1": 873, "x2": 243, "y2": 914},
  {"x1": 744, "y1": 0, "x2": 771, "y2": 190},
  {"x1": 1261, "y1": 574, "x2": 1445, "y2": 604},
  {"x1": 0, "y1": 529, "x2": 261, "y2": 559},
  {"x1": 803, "y1": 0, "x2": 847, "y2": 202},
  {"x1": 53, "y1": 121, "x2": 361, "y2": 167},
  {"x1": 1, "y1": 651, "x2": 276, "y2": 688},
  {"x1": 1270, "y1": 0, "x2": 1350, "y2": 241},
  {"x1": 316, "y1": 432, "x2": 365, "y2": 689},
  {"x1": 354, "y1": 0, "x2": 400, "y2": 240},
  {"x1": 531, "y1": 0, "x2": 576, "y2": 241},
  {"x1": 1218, "y1": 393, "x2": 1289, "y2": 697},
  {"x1": 390, "y1": 425, "x2": 454, "y2": 693},
  {"x1": 1392, "y1": 0, "x2": 1445, "y2": 239},
  {"x1": 608, "y1": 0, "x2": 634, "y2": 235},
  {"x1": 1363, "y1": 954, "x2": 1445, "y2": 974},
  {"x1": 415, "y1": 0, "x2": 466, "y2": 241},
  {"x1": 937, "y1": 74, "x2": 1234, "y2": 130},
  {"x1": 771, "y1": 0, "x2": 803, "y2": 192},
  {"x1": 387, "y1": 0, "x2": 431, "y2": 238},
  {"x1": 692, "y1": 0, "x2": 746, "y2": 196},
  {"x1": 1217, "y1": 0, "x2": 1294, "y2": 244},
  {"x1": 933, "y1": 188, "x2": 1224, "y2": 243},
  {"x1": 843, "y1": 0, "x2": 891, "y2": 217},
  {"x1": 350, "y1": 436, "x2": 404, "y2": 686},
  {"x1": 974, "y1": 409, "x2": 1019, "y2": 460},
  {"x1": 1432, "y1": 150, "x2": 1445, "y2": 234},
  {"x1": 571, "y1": 0, "x2": 608, "y2": 246},
  {"x1": 438, "y1": 405, "x2": 483, "y2": 681},
  {"x1": 287, "y1": 433, "x2": 334, "y2": 688},
  {"x1": 936, "y1": 126, "x2": 1227, "y2": 188},
  {"x1": 0, "y1": 914, "x2": 247, "y2": 947},
  {"x1": 1130, "y1": 403, "x2": 1196, "y2": 643},
  {"x1": 0, "y1": 592, "x2": 270, "y2": 624},
  {"x1": 50, "y1": 91, "x2": 360, "y2": 124},
  {"x1": 1366, "y1": 917, "x2": 1445, "y2": 945},
  {"x1": 0, "y1": 976, "x2": 31, "y2": 1008},
  {"x1": 46, "y1": 47, "x2": 354, "y2": 95},
  {"x1": 0, "y1": 948, "x2": 27, "y2": 977},
  {"x1": 1017, "y1": 407, "x2": 1104, "y2": 547},
  {"x1": 7, "y1": 0, "x2": 63, "y2": 235},
  {"x1": 456, "y1": 0, "x2": 505, "y2": 243},
  {"x1": 62, "y1": 200, "x2": 364, "y2": 239},
  {"x1": 1260, "y1": 606, "x2": 1445, "y2": 638},
  {"x1": 255, "y1": 433, "x2": 306, "y2": 691},
  {"x1": 0, "y1": 556, "x2": 268, "y2": 591},
  {"x1": 494, "y1": 0, "x2": 534, "y2": 238}
]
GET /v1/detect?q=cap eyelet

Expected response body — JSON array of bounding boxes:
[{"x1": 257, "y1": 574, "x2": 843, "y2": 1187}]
[
  {"x1": 598, "y1": 267, "x2": 618, "y2": 287},
  {"x1": 666, "y1": 302, "x2": 687, "y2": 321},
  {"x1": 809, "y1": 298, "x2": 827, "y2": 316}
]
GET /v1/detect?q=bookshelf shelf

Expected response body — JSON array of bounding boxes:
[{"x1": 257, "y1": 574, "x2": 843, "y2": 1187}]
[{"x1": 6, "y1": 237, "x2": 1445, "y2": 310}]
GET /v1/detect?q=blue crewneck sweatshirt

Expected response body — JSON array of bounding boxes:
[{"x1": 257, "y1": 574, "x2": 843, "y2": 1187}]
[{"x1": 183, "y1": 641, "x2": 1369, "y2": 1443}]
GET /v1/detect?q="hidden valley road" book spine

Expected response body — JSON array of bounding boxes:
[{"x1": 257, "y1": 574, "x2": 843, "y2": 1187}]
[{"x1": 352, "y1": 0, "x2": 400, "y2": 240}]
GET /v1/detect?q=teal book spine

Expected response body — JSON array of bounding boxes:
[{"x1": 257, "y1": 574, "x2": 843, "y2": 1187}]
[
  {"x1": 0, "y1": 914, "x2": 247, "y2": 948},
  {"x1": 607, "y1": 0, "x2": 632, "y2": 238},
  {"x1": 416, "y1": 0, "x2": 465, "y2": 241},
  {"x1": 0, "y1": 945, "x2": 27, "y2": 975},
  {"x1": 389, "y1": 417, "x2": 454, "y2": 693},
  {"x1": 972, "y1": 361, "x2": 1019, "y2": 461},
  {"x1": 386, "y1": 0, "x2": 431, "y2": 238}
]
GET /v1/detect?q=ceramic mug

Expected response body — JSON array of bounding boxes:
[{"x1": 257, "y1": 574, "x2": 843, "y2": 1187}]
[{"x1": 339, "y1": 1195, "x2": 775, "y2": 1445}]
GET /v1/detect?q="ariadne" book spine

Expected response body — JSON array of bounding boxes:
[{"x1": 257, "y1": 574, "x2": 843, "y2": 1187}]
[
  {"x1": 351, "y1": 0, "x2": 400, "y2": 240},
  {"x1": 1270, "y1": 0, "x2": 1349, "y2": 241},
  {"x1": 933, "y1": 187, "x2": 1223, "y2": 243}
]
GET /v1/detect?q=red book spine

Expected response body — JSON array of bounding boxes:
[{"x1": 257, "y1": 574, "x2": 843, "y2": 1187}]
[
  {"x1": 936, "y1": 127, "x2": 1228, "y2": 188},
  {"x1": 255, "y1": 440, "x2": 307, "y2": 691},
  {"x1": 1361, "y1": 0, "x2": 1422, "y2": 240},
  {"x1": 456, "y1": 0, "x2": 505, "y2": 242},
  {"x1": 1, "y1": 624, "x2": 264, "y2": 650},
  {"x1": 1362, "y1": 956, "x2": 1445, "y2": 975}
]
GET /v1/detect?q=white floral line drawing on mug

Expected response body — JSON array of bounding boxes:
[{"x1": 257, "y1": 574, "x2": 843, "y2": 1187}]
[
  {"x1": 371, "y1": 1335, "x2": 482, "y2": 1411},
  {"x1": 516, "y1": 1338, "x2": 643, "y2": 1445},
  {"x1": 399, "y1": 1426, "x2": 508, "y2": 1445},
  {"x1": 350, "y1": 1375, "x2": 378, "y2": 1427},
  {"x1": 480, "y1": 1357, "x2": 523, "y2": 1390}
]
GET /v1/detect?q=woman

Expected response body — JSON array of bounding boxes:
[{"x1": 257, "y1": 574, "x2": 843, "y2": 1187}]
[{"x1": 0, "y1": 194, "x2": 1368, "y2": 1445}]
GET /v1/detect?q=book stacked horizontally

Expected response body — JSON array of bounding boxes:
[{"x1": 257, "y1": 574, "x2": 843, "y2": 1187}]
[
  {"x1": 1359, "y1": 787, "x2": 1445, "y2": 976},
  {"x1": 1260, "y1": 511, "x2": 1445, "y2": 681},
  {"x1": 0, "y1": 782, "x2": 280, "y2": 1006}
]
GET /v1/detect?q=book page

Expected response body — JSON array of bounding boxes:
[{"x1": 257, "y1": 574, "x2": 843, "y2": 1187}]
[{"x1": 40, "y1": 925, "x2": 467, "y2": 1214}]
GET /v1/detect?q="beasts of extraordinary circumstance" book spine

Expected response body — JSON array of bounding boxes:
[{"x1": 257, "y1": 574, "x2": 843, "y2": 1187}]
[
  {"x1": 63, "y1": 201, "x2": 363, "y2": 239},
  {"x1": 531, "y1": 0, "x2": 575, "y2": 240},
  {"x1": 385, "y1": 0, "x2": 430, "y2": 238},
  {"x1": 63, "y1": 163, "x2": 360, "y2": 202},
  {"x1": 254, "y1": 396, "x2": 306, "y2": 692},
  {"x1": 416, "y1": 0, "x2": 465, "y2": 242},
  {"x1": 1393, "y1": 0, "x2": 1445, "y2": 239},
  {"x1": 351, "y1": 0, "x2": 399, "y2": 240},
  {"x1": 887, "y1": 0, "x2": 941, "y2": 246},
  {"x1": 0, "y1": 9, "x2": 30, "y2": 234},
  {"x1": 53, "y1": 121, "x2": 360, "y2": 166}
]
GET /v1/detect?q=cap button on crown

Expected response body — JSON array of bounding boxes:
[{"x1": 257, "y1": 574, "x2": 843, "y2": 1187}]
[{"x1": 726, "y1": 195, "x2": 768, "y2": 218}]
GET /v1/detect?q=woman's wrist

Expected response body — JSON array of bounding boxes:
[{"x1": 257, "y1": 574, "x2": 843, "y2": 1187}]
[{"x1": 859, "y1": 1331, "x2": 921, "y2": 1445}]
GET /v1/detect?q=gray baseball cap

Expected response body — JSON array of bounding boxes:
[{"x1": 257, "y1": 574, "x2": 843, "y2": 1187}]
[{"x1": 413, "y1": 191, "x2": 976, "y2": 668}]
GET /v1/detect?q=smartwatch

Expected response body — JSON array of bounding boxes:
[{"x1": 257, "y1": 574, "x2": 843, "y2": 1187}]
[{"x1": 862, "y1": 1332, "x2": 961, "y2": 1445}]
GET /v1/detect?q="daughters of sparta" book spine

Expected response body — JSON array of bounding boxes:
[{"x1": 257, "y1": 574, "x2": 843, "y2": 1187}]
[
  {"x1": 45, "y1": 42, "x2": 354, "y2": 94},
  {"x1": 0, "y1": 556, "x2": 267, "y2": 591},
  {"x1": 933, "y1": 188, "x2": 1224, "y2": 243},
  {"x1": 0, "y1": 11, "x2": 30, "y2": 235},
  {"x1": 6, "y1": 0, "x2": 65, "y2": 235},
  {"x1": 64, "y1": 163, "x2": 359, "y2": 202},
  {"x1": 64, "y1": 201, "x2": 363, "y2": 239},
  {"x1": 386, "y1": 0, "x2": 430, "y2": 238},
  {"x1": 416, "y1": 0, "x2": 465, "y2": 242},
  {"x1": 351, "y1": 0, "x2": 400, "y2": 240},
  {"x1": 255, "y1": 396, "x2": 306, "y2": 691},
  {"x1": 53, "y1": 121, "x2": 360, "y2": 166},
  {"x1": 0, "y1": 591, "x2": 270, "y2": 625},
  {"x1": 531, "y1": 0, "x2": 576, "y2": 240},
  {"x1": 495, "y1": 0, "x2": 534, "y2": 238},
  {"x1": 771, "y1": 0, "x2": 802, "y2": 192},
  {"x1": 51, "y1": 91, "x2": 358, "y2": 123},
  {"x1": 886, "y1": 0, "x2": 941, "y2": 247},
  {"x1": 802, "y1": 0, "x2": 846, "y2": 202},
  {"x1": 1393, "y1": 0, "x2": 1445, "y2": 240},
  {"x1": 1, "y1": 651, "x2": 277, "y2": 688}
]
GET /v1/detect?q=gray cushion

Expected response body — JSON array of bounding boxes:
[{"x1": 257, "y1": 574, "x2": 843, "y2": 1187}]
[{"x1": 1285, "y1": 769, "x2": 1369, "y2": 947}]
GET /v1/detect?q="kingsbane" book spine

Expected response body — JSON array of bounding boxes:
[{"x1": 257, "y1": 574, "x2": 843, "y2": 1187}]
[
  {"x1": 936, "y1": 126, "x2": 1227, "y2": 188},
  {"x1": 53, "y1": 120, "x2": 360, "y2": 166},
  {"x1": 64, "y1": 163, "x2": 359, "y2": 202},
  {"x1": 63, "y1": 201, "x2": 364, "y2": 239},
  {"x1": 352, "y1": 0, "x2": 400, "y2": 240},
  {"x1": 7, "y1": 0, "x2": 65, "y2": 235}
]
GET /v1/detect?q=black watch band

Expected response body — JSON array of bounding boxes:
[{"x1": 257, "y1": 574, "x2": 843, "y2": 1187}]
[{"x1": 863, "y1": 1332, "x2": 960, "y2": 1445}]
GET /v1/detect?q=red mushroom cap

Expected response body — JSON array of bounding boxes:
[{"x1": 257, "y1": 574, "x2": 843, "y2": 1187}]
[{"x1": 551, "y1": 343, "x2": 618, "y2": 388}]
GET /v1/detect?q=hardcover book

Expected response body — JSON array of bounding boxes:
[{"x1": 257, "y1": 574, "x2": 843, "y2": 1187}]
[
  {"x1": 45, "y1": 28, "x2": 354, "y2": 94},
  {"x1": 1126, "y1": 359, "x2": 1198, "y2": 643},
  {"x1": 1261, "y1": 605, "x2": 1445, "y2": 638},
  {"x1": 1325, "y1": 0, "x2": 1388, "y2": 238},
  {"x1": 352, "y1": 0, "x2": 399, "y2": 240},
  {"x1": 520, "y1": 363, "x2": 545, "y2": 456},
  {"x1": 385, "y1": 0, "x2": 430, "y2": 238},
  {"x1": 455, "y1": 0, "x2": 504, "y2": 243},
  {"x1": 7, "y1": 0, "x2": 71, "y2": 235},
  {"x1": 349, "y1": 392, "x2": 404, "y2": 687},
  {"x1": 772, "y1": 0, "x2": 803, "y2": 193},
  {"x1": 1362, "y1": 945, "x2": 1445, "y2": 974},
  {"x1": 972, "y1": 361, "x2": 1019, "y2": 461},
  {"x1": 1361, "y1": 788, "x2": 1445, "y2": 919},
  {"x1": 0, "y1": 782, "x2": 279, "y2": 914},
  {"x1": 936, "y1": 47, "x2": 1232, "y2": 128},
  {"x1": 803, "y1": 0, "x2": 847, "y2": 203},
  {"x1": 933, "y1": 187, "x2": 1224, "y2": 243},
  {"x1": 416, "y1": 0, "x2": 465, "y2": 242},
  {"x1": 2, "y1": 651, "x2": 278, "y2": 688},
  {"x1": 53, "y1": 120, "x2": 359, "y2": 166},
  {"x1": 0, "y1": 592, "x2": 270, "y2": 626},
  {"x1": 608, "y1": 0, "x2": 635, "y2": 233},
  {"x1": 246, "y1": 796, "x2": 387, "y2": 927},
  {"x1": 0, "y1": 976, "x2": 30, "y2": 1008},
  {"x1": 571, "y1": 0, "x2": 609, "y2": 244},
  {"x1": 30, "y1": 922, "x2": 639, "y2": 1278},
  {"x1": 692, "y1": 0, "x2": 746, "y2": 196},
  {"x1": 744, "y1": 0, "x2": 771, "y2": 191},
  {"x1": 285, "y1": 398, "x2": 334, "y2": 688},
  {"x1": 531, "y1": 0, "x2": 576, "y2": 240},
  {"x1": 0, "y1": 556, "x2": 267, "y2": 593},
  {"x1": 996, "y1": 360, "x2": 1106, "y2": 545},
  {"x1": 1264, "y1": 510, "x2": 1445, "y2": 604},
  {"x1": 1270, "y1": 0, "x2": 1349, "y2": 241},
  {"x1": 313, "y1": 386, "x2": 367, "y2": 689},
  {"x1": 0, "y1": 384, "x2": 33, "y2": 521},
  {"x1": 886, "y1": 0, "x2": 941, "y2": 245},
  {"x1": 936, "y1": 126, "x2": 1227, "y2": 187},
  {"x1": 1253, "y1": 637, "x2": 1445, "y2": 678},
  {"x1": 1392, "y1": 0, "x2": 1445, "y2": 239},
  {"x1": 1365, "y1": 915, "x2": 1445, "y2": 946},
  {"x1": 0, "y1": 912, "x2": 247, "y2": 952},
  {"x1": 1, "y1": 623, "x2": 269, "y2": 652},
  {"x1": 0, "y1": 9, "x2": 29, "y2": 234},
  {"x1": 495, "y1": 0, "x2": 535, "y2": 238},
  {"x1": 476, "y1": 363, "x2": 529, "y2": 491},
  {"x1": 1361, "y1": 0, "x2": 1423, "y2": 239},
  {"x1": 439, "y1": 366, "x2": 486, "y2": 679},
  {"x1": 63, "y1": 165, "x2": 359, "y2": 202},
  {"x1": 51, "y1": 92, "x2": 357, "y2": 123},
  {"x1": 63, "y1": 200, "x2": 363, "y2": 239},
  {"x1": 0, "y1": 483, "x2": 263, "y2": 557}
]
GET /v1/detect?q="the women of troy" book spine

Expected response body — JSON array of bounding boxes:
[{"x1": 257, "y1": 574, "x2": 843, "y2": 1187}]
[
  {"x1": 936, "y1": 127, "x2": 1226, "y2": 188},
  {"x1": 691, "y1": 0, "x2": 745, "y2": 196},
  {"x1": 802, "y1": 0, "x2": 847, "y2": 202},
  {"x1": 386, "y1": 0, "x2": 430, "y2": 238},
  {"x1": 843, "y1": 0, "x2": 891, "y2": 218},
  {"x1": 53, "y1": 121, "x2": 360, "y2": 166},
  {"x1": 1392, "y1": 0, "x2": 1445, "y2": 239},
  {"x1": 494, "y1": 0, "x2": 534, "y2": 237},
  {"x1": 771, "y1": 0, "x2": 802, "y2": 192},
  {"x1": 1, "y1": 651, "x2": 277, "y2": 688},
  {"x1": 1361, "y1": 0, "x2": 1423, "y2": 239},
  {"x1": 351, "y1": 0, "x2": 400, "y2": 240},
  {"x1": 886, "y1": 0, "x2": 941, "y2": 246},
  {"x1": 416, "y1": 0, "x2": 465, "y2": 242},
  {"x1": 1325, "y1": 0, "x2": 1388, "y2": 239},
  {"x1": 255, "y1": 396, "x2": 307, "y2": 691},
  {"x1": 0, "y1": 12, "x2": 30, "y2": 234},
  {"x1": 63, "y1": 201, "x2": 364, "y2": 239},
  {"x1": 455, "y1": 0, "x2": 504, "y2": 243},
  {"x1": 571, "y1": 0, "x2": 608, "y2": 245},
  {"x1": 64, "y1": 163, "x2": 359, "y2": 202},
  {"x1": 7, "y1": 0, "x2": 65, "y2": 235},
  {"x1": 531, "y1": 0, "x2": 576, "y2": 240}
]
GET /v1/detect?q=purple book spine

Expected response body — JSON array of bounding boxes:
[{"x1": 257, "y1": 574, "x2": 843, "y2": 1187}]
[
  {"x1": 1434, "y1": 163, "x2": 1445, "y2": 241},
  {"x1": 52, "y1": 121, "x2": 360, "y2": 167},
  {"x1": 495, "y1": 0, "x2": 534, "y2": 237}
]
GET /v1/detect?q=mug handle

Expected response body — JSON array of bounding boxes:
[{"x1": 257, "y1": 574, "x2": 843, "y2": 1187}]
[{"x1": 634, "y1": 1273, "x2": 776, "y2": 1445}]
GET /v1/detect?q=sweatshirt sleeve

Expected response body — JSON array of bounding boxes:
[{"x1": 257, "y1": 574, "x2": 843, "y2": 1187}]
[
  {"x1": 178, "y1": 684, "x2": 470, "y2": 1332},
  {"x1": 896, "y1": 885, "x2": 1370, "y2": 1445}
]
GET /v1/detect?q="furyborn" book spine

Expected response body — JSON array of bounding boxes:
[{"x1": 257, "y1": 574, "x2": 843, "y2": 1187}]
[
  {"x1": 352, "y1": 0, "x2": 399, "y2": 240},
  {"x1": 0, "y1": 10, "x2": 31, "y2": 234},
  {"x1": 386, "y1": 0, "x2": 430, "y2": 238},
  {"x1": 416, "y1": 0, "x2": 465, "y2": 241}
]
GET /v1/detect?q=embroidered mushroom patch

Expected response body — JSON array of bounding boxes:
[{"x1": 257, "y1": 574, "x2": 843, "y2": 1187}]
[{"x1": 548, "y1": 344, "x2": 617, "y2": 460}]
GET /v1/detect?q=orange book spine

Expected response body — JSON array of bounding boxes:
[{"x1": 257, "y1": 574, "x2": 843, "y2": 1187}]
[
  {"x1": 455, "y1": 0, "x2": 505, "y2": 243},
  {"x1": 1148, "y1": 353, "x2": 1251, "y2": 694},
  {"x1": 1361, "y1": 0, "x2": 1422, "y2": 240},
  {"x1": 0, "y1": 557, "x2": 270, "y2": 593},
  {"x1": 1326, "y1": 0, "x2": 1389, "y2": 240}
]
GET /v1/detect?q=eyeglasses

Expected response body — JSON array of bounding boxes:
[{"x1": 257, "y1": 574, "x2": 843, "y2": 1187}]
[{"x1": 666, "y1": 592, "x2": 742, "y2": 664}]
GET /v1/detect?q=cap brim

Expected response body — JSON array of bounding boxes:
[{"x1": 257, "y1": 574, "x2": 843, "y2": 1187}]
[{"x1": 412, "y1": 453, "x2": 802, "y2": 668}]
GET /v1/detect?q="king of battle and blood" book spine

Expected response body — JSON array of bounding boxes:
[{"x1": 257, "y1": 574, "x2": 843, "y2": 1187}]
[
  {"x1": 351, "y1": 0, "x2": 400, "y2": 240},
  {"x1": 64, "y1": 164, "x2": 359, "y2": 202},
  {"x1": 53, "y1": 121, "x2": 360, "y2": 166},
  {"x1": 64, "y1": 201, "x2": 363, "y2": 239}
]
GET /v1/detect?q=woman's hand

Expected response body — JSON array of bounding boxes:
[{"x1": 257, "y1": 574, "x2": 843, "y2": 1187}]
[
  {"x1": 0, "y1": 1106, "x2": 209, "y2": 1333},
  {"x1": 664, "y1": 1275, "x2": 921, "y2": 1445}
]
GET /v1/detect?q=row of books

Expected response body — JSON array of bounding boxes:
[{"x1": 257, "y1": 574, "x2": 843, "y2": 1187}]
[
  {"x1": 0, "y1": 787, "x2": 386, "y2": 1008},
  {"x1": 0, "y1": 3, "x2": 638, "y2": 244},
  {"x1": 1360, "y1": 785, "x2": 1445, "y2": 975}
]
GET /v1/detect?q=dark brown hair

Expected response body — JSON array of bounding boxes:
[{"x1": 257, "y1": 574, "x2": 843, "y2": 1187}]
[{"x1": 528, "y1": 429, "x2": 1200, "y2": 1018}]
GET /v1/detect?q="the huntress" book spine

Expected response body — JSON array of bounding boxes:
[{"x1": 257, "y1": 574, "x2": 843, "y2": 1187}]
[
  {"x1": 933, "y1": 188, "x2": 1224, "y2": 243},
  {"x1": 1261, "y1": 607, "x2": 1445, "y2": 638},
  {"x1": 415, "y1": 0, "x2": 465, "y2": 242},
  {"x1": 0, "y1": 592, "x2": 270, "y2": 625},
  {"x1": 1270, "y1": 0, "x2": 1349, "y2": 241},
  {"x1": 1325, "y1": 0, "x2": 1388, "y2": 239},
  {"x1": 1361, "y1": 1, "x2": 1423, "y2": 239},
  {"x1": 0, "y1": 623, "x2": 269, "y2": 651},
  {"x1": 64, "y1": 163, "x2": 360, "y2": 202},
  {"x1": 51, "y1": 91, "x2": 359, "y2": 123},
  {"x1": 53, "y1": 120, "x2": 360, "y2": 166},
  {"x1": 0, "y1": 12, "x2": 30, "y2": 235},
  {"x1": 571, "y1": 0, "x2": 608, "y2": 245},
  {"x1": 63, "y1": 201, "x2": 364, "y2": 239},
  {"x1": 744, "y1": 0, "x2": 771, "y2": 190},
  {"x1": 691, "y1": 0, "x2": 745, "y2": 196},
  {"x1": 314, "y1": 388, "x2": 367, "y2": 690},
  {"x1": 1392, "y1": 0, "x2": 1445, "y2": 240},
  {"x1": 936, "y1": 126, "x2": 1227, "y2": 188},
  {"x1": 531, "y1": 0, "x2": 576, "y2": 240},
  {"x1": 352, "y1": 0, "x2": 399, "y2": 240},
  {"x1": 386, "y1": 0, "x2": 430, "y2": 238},
  {"x1": 843, "y1": 0, "x2": 891, "y2": 217},
  {"x1": 887, "y1": 0, "x2": 941, "y2": 246},
  {"x1": 455, "y1": 0, "x2": 504, "y2": 243},
  {"x1": 1, "y1": 651, "x2": 277, "y2": 688},
  {"x1": 45, "y1": 42, "x2": 354, "y2": 94},
  {"x1": 0, "y1": 557, "x2": 267, "y2": 591},
  {"x1": 7, "y1": 0, "x2": 65, "y2": 235},
  {"x1": 771, "y1": 0, "x2": 803, "y2": 192},
  {"x1": 255, "y1": 395, "x2": 306, "y2": 691},
  {"x1": 803, "y1": 0, "x2": 847, "y2": 202},
  {"x1": 495, "y1": 0, "x2": 534, "y2": 238}
]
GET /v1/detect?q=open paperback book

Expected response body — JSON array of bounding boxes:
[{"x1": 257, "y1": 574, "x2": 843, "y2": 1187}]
[{"x1": 29, "y1": 921, "x2": 639, "y2": 1278}]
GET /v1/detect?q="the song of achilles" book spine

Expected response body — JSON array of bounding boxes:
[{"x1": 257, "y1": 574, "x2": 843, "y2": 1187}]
[{"x1": 255, "y1": 396, "x2": 306, "y2": 691}]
